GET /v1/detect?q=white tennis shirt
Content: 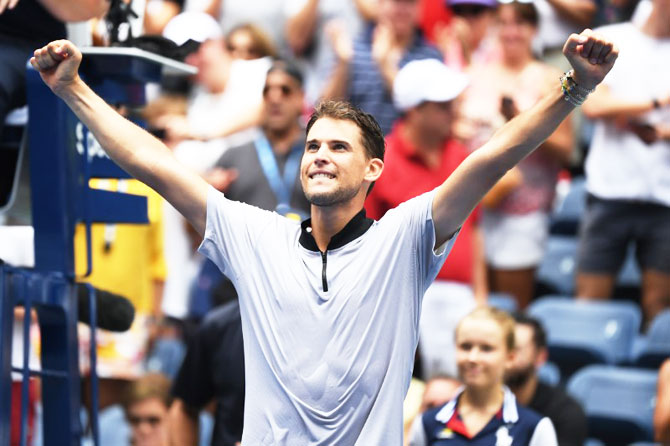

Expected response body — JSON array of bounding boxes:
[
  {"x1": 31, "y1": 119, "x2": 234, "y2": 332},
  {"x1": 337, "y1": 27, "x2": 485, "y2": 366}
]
[{"x1": 199, "y1": 186, "x2": 456, "y2": 445}]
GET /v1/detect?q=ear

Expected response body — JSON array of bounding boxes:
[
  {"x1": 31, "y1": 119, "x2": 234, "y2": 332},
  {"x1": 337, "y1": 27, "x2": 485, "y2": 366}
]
[
  {"x1": 534, "y1": 347, "x2": 548, "y2": 369},
  {"x1": 365, "y1": 158, "x2": 384, "y2": 183}
]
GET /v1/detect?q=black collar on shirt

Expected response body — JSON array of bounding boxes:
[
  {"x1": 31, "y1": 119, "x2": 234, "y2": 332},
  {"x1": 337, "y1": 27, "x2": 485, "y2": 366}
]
[{"x1": 299, "y1": 209, "x2": 374, "y2": 252}]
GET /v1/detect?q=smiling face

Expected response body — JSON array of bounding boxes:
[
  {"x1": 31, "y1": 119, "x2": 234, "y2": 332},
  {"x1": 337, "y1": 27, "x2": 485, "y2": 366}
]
[
  {"x1": 455, "y1": 315, "x2": 514, "y2": 390},
  {"x1": 301, "y1": 117, "x2": 383, "y2": 207}
]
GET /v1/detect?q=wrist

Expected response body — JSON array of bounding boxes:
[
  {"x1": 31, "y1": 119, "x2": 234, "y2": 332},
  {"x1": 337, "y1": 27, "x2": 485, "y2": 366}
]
[{"x1": 53, "y1": 75, "x2": 84, "y2": 98}]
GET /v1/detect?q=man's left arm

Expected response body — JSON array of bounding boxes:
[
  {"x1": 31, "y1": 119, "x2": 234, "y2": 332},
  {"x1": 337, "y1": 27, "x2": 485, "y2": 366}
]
[{"x1": 432, "y1": 29, "x2": 618, "y2": 246}]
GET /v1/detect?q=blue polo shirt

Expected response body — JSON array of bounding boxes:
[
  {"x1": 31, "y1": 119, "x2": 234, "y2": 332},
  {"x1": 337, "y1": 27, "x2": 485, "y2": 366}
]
[
  {"x1": 408, "y1": 387, "x2": 558, "y2": 446},
  {"x1": 347, "y1": 25, "x2": 443, "y2": 134}
]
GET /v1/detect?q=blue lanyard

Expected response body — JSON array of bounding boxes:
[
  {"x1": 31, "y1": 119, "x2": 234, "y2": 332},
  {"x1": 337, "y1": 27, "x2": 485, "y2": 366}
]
[{"x1": 254, "y1": 135, "x2": 303, "y2": 207}]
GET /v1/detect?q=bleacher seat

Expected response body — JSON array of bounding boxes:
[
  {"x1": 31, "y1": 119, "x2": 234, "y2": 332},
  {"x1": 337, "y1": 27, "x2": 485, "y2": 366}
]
[
  {"x1": 537, "y1": 361, "x2": 561, "y2": 386},
  {"x1": 535, "y1": 236, "x2": 578, "y2": 296},
  {"x1": 567, "y1": 365, "x2": 657, "y2": 445},
  {"x1": 528, "y1": 297, "x2": 641, "y2": 378},
  {"x1": 636, "y1": 309, "x2": 670, "y2": 369},
  {"x1": 487, "y1": 292, "x2": 518, "y2": 313},
  {"x1": 550, "y1": 176, "x2": 586, "y2": 236}
]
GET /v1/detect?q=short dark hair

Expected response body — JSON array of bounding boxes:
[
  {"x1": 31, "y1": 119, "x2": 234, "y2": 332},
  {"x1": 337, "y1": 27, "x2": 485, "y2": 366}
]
[
  {"x1": 122, "y1": 373, "x2": 173, "y2": 414},
  {"x1": 499, "y1": 2, "x2": 539, "y2": 27},
  {"x1": 267, "y1": 58, "x2": 304, "y2": 87},
  {"x1": 512, "y1": 312, "x2": 547, "y2": 350},
  {"x1": 306, "y1": 101, "x2": 385, "y2": 162}
]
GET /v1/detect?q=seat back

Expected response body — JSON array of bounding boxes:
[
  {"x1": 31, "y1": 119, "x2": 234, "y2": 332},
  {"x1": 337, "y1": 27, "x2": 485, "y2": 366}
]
[
  {"x1": 567, "y1": 365, "x2": 657, "y2": 445},
  {"x1": 528, "y1": 297, "x2": 641, "y2": 366},
  {"x1": 535, "y1": 237, "x2": 578, "y2": 296},
  {"x1": 636, "y1": 309, "x2": 670, "y2": 369}
]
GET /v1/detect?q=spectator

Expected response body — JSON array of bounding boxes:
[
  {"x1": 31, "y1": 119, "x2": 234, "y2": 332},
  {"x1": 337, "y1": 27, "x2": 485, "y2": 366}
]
[
  {"x1": 534, "y1": 0, "x2": 597, "y2": 69},
  {"x1": 169, "y1": 60, "x2": 311, "y2": 446},
  {"x1": 438, "y1": 0, "x2": 500, "y2": 71},
  {"x1": 123, "y1": 373, "x2": 172, "y2": 446},
  {"x1": 456, "y1": 0, "x2": 573, "y2": 308},
  {"x1": 507, "y1": 313, "x2": 587, "y2": 446},
  {"x1": 366, "y1": 59, "x2": 487, "y2": 378},
  {"x1": 284, "y1": 0, "x2": 367, "y2": 106},
  {"x1": 321, "y1": 0, "x2": 443, "y2": 134},
  {"x1": 201, "y1": 0, "x2": 288, "y2": 50},
  {"x1": 577, "y1": 0, "x2": 670, "y2": 324},
  {"x1": 158, "y1": 13, "x2": 272, "y2": 321},
  {"x1": 170, "y1": 300, "x2": 244, "y2": 446},
  {"x1": 655, "y1": 359, "x2": 670, "y2": 444},
  {"x1": 225, "y1": 23, "x2": 277, "y2": 61},
  {"x1": 0, "y1": 0, "x2": 108, "y2": 206},
  {"x1": 408, "y1": 307, "x2": 558, "y2": 445}
]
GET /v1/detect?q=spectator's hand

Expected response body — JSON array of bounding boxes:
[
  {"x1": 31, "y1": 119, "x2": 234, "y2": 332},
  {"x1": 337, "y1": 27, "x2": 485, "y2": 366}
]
[
  {"x1": 205, "y1": 168, "x2": 238, "y2": 192},
  {"x1": 155, "y1": 114, "x2": 200, "y2": 143},
  {"x1": 325, "y1": 20, "x2": 354, "y2": 63},
  {"x1": 563, "y1": 29, "x2": 618, "y2": 91},
  {"x1": 30, "y1": 40, "x2": 83, "y2": 96},
  {"x1": 500, "y1": 96, "x2": 520, "y2": 121},
  {"x1": 0, "y1": 0, "x2": 19, "y2": 14},
  {"x1": 371, "y1": 23, "x2": 401, "y2": 69},
  {"x1": 628, "y1": 121, "x2": 659, "y2": 145}
]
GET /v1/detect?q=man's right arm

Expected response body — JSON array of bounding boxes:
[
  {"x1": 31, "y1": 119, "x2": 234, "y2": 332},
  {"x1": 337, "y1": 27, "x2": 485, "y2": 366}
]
[
  {"x1": 31, "y1": 40, "x2": 210, "y2": 235},
  {"x1": 168, "y1": 399, "x2": 200, "y2": 446}
]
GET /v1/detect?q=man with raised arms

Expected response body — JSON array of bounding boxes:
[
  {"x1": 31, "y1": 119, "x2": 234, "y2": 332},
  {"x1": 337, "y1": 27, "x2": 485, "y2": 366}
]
[{"x1": 30, "y1": 31, "x2": 617, "y2": 445}]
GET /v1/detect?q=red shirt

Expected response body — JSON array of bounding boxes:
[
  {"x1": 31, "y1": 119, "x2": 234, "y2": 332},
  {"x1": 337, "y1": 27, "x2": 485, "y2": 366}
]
[
  {"x1": 419, "y1": 0, "x2": 452, "y2": 43},
  {"x1": 366, "y1": 122, "x2": 478, "y2": 284}
]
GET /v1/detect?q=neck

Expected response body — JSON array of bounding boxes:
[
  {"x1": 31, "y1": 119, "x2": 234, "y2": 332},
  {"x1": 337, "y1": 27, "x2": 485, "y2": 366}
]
[
  {"x1": 461, "y1": 385, "x2": 504, "y2": 411},
  {"x1": 264, "y1": 124, "x2": 301, "y2": 155},
  {"x1": 393, "y1": 29, "x2": 414, "y2": 50},
  {"x1": 502, "y1": 51, "x2": 532, "y2": 70},
  {"x1": 402, "y1": 122, "x2": 445, "y2": 167},
  {"x1": 642, "y1": 7, "x2": 670, "y2": 37},
  {"x1": 510, "y1": 374, "x2": 538, "y2": 406},
  {"x1": 309, "y1": 196, "x2": 365, "y2": 252}
]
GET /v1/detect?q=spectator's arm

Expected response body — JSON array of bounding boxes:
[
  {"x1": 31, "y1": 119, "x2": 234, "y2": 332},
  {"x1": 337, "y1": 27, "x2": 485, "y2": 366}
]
[
  {"x1": 320, "y1": 22, "x2": 353, "y2": 101},
  {"x1": 353, "y1": 0, "x2": 378, "y2": 22},
  {"x1": 38, "y1": 0, "x2": 109, "y2": 22},
  {"x1": 33, "y1": 40, "x2": 210, "y2": 235},
  {"x1": 203, "y1": 0, "x2": 221, "y2": 19},
  {"x1": 285, "y1": 0, "x2": 319, "y2": 56},
  {"x1": 545, "y1": 0, "x2": 596, "y2": 28},
  {"x1": 655, "y1": 359, "x2": 670, "y2": 444},
  {"x1": 144, "y1": 0, "x2": 181, "y2": 35},
  {"x1": 582, "y1": 84, "x2": 670, "y2": 120},
  {"x1": 0, "y1": 0, "x2": 19, "y2": 15},
  {"x1": 431, "y1": 31, "x2": 617, "y2": 246},
  {"x1": 168, "y1": 399, "x2": 200, "y2": 446}
]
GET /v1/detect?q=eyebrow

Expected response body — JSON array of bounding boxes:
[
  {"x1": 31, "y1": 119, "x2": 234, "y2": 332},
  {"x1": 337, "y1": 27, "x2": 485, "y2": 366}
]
[{"x1": 305, "y1": 139, "x2": 353, "y2": 148}]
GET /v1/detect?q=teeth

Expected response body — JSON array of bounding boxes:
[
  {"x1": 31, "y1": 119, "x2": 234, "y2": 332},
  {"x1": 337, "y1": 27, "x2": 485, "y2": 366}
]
[{"x1": 312, "y1": 173, "x2": 334, "y2": 179}]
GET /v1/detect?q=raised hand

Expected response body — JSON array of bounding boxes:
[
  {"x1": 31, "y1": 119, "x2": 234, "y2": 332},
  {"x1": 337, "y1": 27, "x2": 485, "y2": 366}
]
[
  {"x1": 30, "y1": 40, "x2": 83, "y2": 96},
  {"x1": 562, "y1": 29, "x2": 618, "y2": 91}
]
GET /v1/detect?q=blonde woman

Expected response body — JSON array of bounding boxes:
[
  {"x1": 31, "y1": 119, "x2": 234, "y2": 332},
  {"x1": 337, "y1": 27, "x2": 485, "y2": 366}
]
[{"x1": 409, "y1": 307, "x2": 557, "y2": 445}]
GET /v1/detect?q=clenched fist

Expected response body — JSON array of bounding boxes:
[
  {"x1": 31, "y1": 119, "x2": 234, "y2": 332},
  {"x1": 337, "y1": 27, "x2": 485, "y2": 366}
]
[{"x1": 30, "y1": 39, "x2": 83, "y2": 96}]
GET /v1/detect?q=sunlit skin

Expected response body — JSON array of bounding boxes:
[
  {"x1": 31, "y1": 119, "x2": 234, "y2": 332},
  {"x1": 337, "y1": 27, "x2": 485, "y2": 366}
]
[
  {"x1": 300, "y1": 118, "x2": 383, "y2": 250},
  {"x1": 126, "y1": 397, "x2": 169, "y2": 446},
  {"x1": 379, "y1": 0, "x2": 420, "y2": 41}
]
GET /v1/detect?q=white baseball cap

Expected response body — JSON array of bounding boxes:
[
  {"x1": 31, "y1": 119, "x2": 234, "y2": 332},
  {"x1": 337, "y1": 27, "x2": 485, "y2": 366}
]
[
  {"x1": 162, "y1": 12, "x2": 223, "y2": 46},
  {"x1": 393, "y1": 59, "x2": 469, "y2": 112}
]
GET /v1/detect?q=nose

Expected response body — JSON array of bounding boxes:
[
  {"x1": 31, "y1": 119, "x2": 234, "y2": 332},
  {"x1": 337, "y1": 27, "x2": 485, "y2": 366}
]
[
  {"x1": 467, "y1": 346, "x2": 481, "y2": 362},
  {"x1": 312, "y1": 143, "x2": 331, "y2": 165}
]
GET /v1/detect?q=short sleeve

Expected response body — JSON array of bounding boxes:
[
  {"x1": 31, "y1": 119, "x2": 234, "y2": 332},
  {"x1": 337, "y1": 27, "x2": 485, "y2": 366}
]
[
  {"x1": 381, "y1": 189, "x2": 459, "y2": 294},
  {"x1": 198, "y1": 186, "x2": 281, "y2": 281},
  {"x1": 529, "y1": 417, "x2": 558, "y2": 446}
]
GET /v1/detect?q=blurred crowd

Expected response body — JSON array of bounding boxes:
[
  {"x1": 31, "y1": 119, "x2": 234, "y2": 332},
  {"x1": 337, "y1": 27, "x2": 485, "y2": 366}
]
[{"x1": 0, "y1": 0, "x2": 669, "y2": 445}]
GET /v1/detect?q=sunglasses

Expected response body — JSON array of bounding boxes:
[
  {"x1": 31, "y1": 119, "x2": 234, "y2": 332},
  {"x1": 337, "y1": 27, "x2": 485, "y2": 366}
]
[
  {"x1": 451, "y1": 4, "x2": 491, "y2": 16},
  {"x1": 263, "y1": 84, "x2": 296, "y2": 98},
  {"x1": 128, "y1": 415, "x2": 162, "y2": 427}
]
